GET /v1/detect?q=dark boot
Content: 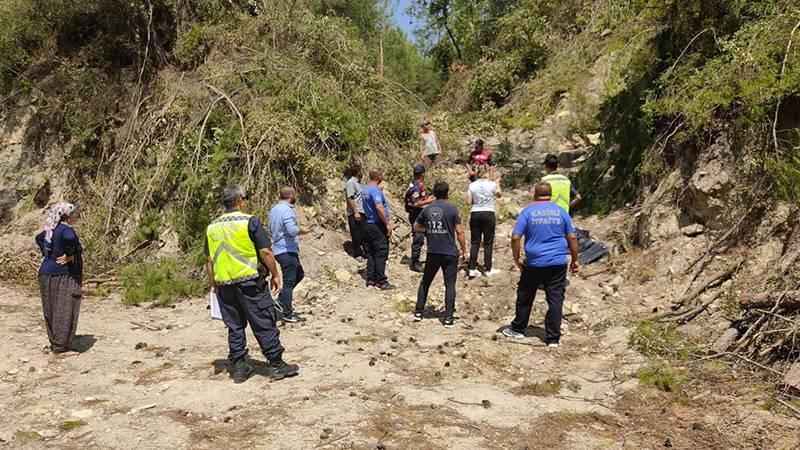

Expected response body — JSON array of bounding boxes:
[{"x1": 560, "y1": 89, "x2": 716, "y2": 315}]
[
  {"x1": 268, "y1": 359, "x2": 299, "y2": 380},
  {"x1": 233, "y1": 358, "x2": 254, "y2": 384},
  {"x1": 410, "y1": 261, "x2": 424, "y2": 273}
]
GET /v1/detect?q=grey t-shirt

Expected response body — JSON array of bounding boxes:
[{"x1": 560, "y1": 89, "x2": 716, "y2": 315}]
[
  {"x1": 345, "y1": 177, "x2": 364, "y2": 215},
  {"x1": 415, "y1": 199, "x2": 461, "y2": 257}
]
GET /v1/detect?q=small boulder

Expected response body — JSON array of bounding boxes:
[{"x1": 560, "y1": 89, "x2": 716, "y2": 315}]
[
  {"x1": 681, "y1": 224, "x2": 707, "y2": 237},
  {"x1": 334, "y1": 269, "x2": 352, "y2": 283},
  {"x1": 710, "y1": 328, "x2": 738, "y2": 355},
  {"x1": 586, "y1": 133, "x2": 602, "y2": 146}
]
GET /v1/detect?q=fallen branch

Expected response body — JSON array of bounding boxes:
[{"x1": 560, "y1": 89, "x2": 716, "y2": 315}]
[
  {"x1": 671, "y1": 263, "x2": 740, "y2": 308},
  {"x1": 775, "y1": 397, "x2": 800, "y2": 419},
  {"x1": 740, "y1": 291, "x2": 800, "y2": 310},
  {"x1": 130, "y1": 321, "x2": 160, "y2": 331},
  {"x1": 663, "y1": 291, "x2": 724, "y2": 324}
]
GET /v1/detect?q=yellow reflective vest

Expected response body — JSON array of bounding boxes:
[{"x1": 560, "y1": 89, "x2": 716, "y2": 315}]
[
  {"x1": 206, "y1": 211, "x2": 259, "y2": 284},
  {"x1": 543, "y1": 173, "x2": 572, "y2": 213}
]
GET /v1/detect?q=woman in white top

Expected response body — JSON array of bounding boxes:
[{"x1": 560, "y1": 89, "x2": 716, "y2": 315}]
[
  {"x1": 419, "y1": 120, "x2": 442, "y2": 166},
  {"x1": 465, "y1": 165, "x2": 502, "y2": 277}
]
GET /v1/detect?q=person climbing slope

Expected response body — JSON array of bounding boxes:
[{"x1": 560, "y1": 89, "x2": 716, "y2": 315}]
[
  {"x1": 419, "y1": 120, "x2": 442, "y2": 166},
  {"x1": 464, "y1": 138, "x2": 494, "y2": 181}
]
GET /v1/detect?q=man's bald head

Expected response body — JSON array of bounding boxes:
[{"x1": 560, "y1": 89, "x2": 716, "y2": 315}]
[
  {"x1": 534, "y1": 182, "x2": 552, "y2": 200},
  {"x1": 279, "y1": 186, "x2": 295, "y2": 200}
]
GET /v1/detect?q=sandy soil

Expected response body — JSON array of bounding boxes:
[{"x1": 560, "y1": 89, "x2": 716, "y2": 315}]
[{"x1": 2, "y1": 194, "x2": 798, "y2": 449}]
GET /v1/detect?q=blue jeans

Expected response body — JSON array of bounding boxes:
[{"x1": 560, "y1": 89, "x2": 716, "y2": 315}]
[
  {"x1": 275, "y1": 252, "x2": 305, "y2": 317},
  {"x1": 217, "y1": 281, "x2": 284, "y2": 362}
]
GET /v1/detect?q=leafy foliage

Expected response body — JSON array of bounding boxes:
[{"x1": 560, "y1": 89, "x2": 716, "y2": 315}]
[{"x1": 119, "y1": 259, "x2": 205, "y2": 307}]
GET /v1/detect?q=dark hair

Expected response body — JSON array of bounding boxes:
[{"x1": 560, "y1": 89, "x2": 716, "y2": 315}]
[
  {"x1": 544, "y1": 154, "x2": 559, "y2": 170},
  {"x1": 345, "y1": 163, "x2": 362, "y2": 178},
  {"x1": 433, "y1": 181, "x2": 449, "y2": 199},
  {"x1": 534, "y1": 182, "x2": 552, "y2": 199}
]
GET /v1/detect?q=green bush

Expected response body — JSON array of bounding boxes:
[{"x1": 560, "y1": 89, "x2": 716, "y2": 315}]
[
  {"x1": 636, "y1": 363, "x2": 688, "y2": 393},
  {"x1": 120, "y1": 259, "x2": 205, "y2": 307},
  {"x1": 466, "y1": 58, "x2": 517, "y2": 108},
  {"x1": 629, "y1": 319, "x2": 697, "y2": 359},
  {"x1": 174, "y1": 24, "x2": 213, "y2": 69}
]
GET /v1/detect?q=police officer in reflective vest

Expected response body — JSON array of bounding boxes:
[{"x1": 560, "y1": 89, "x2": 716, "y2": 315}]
[
  {"x1": 205, "y1": 184, "x2": 299, "y2": 383},
  {"x1": 542, "y1": 154, "x2": 582, "y2": 213}
]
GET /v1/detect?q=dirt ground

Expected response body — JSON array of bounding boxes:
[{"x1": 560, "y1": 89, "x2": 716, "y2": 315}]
[{"x1": 2, "y1": 182, "x2": 799, "y2": 449}]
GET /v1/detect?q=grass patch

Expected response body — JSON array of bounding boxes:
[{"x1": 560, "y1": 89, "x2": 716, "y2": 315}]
[
  {"x1": 352, "y1": 335, "x2": 378, "y2": 344},
  {"x1": 394, "y1": 299, "x2": 414, "y2": 313},
  {"x1": 629, "y1": 319, "x2": 698, "y2": 359},
  {"x1": 59, "y1": 420, "x2": 87, "y2": 432},
  {"x1": 119, "y1": 259, "x2": 204, "y2": 307},
  {"x1": 16, "y1": 430, "x2": 42, "y2": 440},
  {"x1": 515, "y1": 378, "x2": 563, "y2": 396},
  {"x1": 636, "y1": 363, "x2": 687, "y2": 393}
]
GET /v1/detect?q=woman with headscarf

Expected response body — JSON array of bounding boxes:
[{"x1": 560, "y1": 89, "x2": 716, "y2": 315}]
[{"x1": 35, "y1": 202, "x2": 83, "y2": 354}]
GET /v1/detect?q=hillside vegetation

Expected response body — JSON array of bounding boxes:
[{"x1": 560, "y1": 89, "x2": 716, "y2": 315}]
[
  {"x1": 413, "y1": 0, "x2": 800, "y2": 212},
  {"x1": 0, "y1": 0, "x2": 440, "y2": 274}
]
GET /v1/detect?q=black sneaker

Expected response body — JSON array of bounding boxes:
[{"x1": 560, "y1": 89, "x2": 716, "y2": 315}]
[
  {"x1": 233, "y1": 359, "x2": 255, "y2": 384},
  {"x1": 410, "y1": 261, "x2": 424, "y2": 273},
  {"x1": 413, "y1": 312, "x2": 423, "y2": 321},
  {"x1": 268, "y1": 359, "x2": 299, "y2": 380},
  {"x1": 443, "y1": 317, "x2": 455, "y2": 328},
  {"x1": 283, "y1": 314, "x2": 307, "y2": 323},
  {"x1": 378, "y1": 281, "x2": 397, "y2": 291}
]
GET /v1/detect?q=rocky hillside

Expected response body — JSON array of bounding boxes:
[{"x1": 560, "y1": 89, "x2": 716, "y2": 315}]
[{"x1": 0, "y1": 0, "x2": 433, "y2": 277}]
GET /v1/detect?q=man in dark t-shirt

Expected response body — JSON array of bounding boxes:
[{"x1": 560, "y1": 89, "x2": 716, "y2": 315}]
[{"x1": 412, "y1": 181, "x2": 467, "y2": 328}]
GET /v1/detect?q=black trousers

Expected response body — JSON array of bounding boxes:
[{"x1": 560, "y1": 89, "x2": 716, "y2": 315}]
[
  {"x1": 347, "y1": 213, "x2": 368, "y2": 258},
  {"x1": 217, "y1": 281, "x2": 284, "y2": 362},
  {"x1": 415, "y1": 253, "x2": 458, "y2": 318},
  {"x1": 511, "y1": 265, "x2": 567, "y2": 344},
  {"x1": 366, "y1": 222, "x2": 389, "y2": 283},
  {"x1": 409, "y1": 209, "x2": 424, "y2": 262},
  {"x1": 469, "y1": 211, "x2": 496, "y2": 271}
]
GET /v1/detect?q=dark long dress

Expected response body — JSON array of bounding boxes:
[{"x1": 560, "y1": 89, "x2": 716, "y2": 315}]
[{"x1": 36, "y1": 223, "x2": 83, "y2": 353}]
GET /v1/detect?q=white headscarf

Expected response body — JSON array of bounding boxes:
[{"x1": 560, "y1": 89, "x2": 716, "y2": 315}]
[{"x1": 43, "y1": 202, "x2": 76, "y2": 243}]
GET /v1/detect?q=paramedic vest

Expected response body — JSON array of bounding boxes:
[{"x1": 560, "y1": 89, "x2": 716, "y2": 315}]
[
  {"x1": 543, "y1": 173, "x2": 572, "y2": 213},
  {"x1": 206, "y1": 211, "x2": 259, "y2": 284}
]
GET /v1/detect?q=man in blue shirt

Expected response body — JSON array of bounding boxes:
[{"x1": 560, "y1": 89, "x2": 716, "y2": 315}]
[
  {"x1": 269, "y1": 186, "x2": 310, "y2": 323},
  {"x1": 363, "y1": 168, "x2": 396, "y2": 290},
  {"x1": 503, "y1": 183, "x2": 579, "y2": 347}
]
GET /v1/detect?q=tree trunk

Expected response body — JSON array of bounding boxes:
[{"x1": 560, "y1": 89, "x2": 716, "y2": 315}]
[
  {"x1": 739, "y1": 291, "x2": 800, "y2": 310},
  {"x1": 444, "y1": 23, "x2": 463, "y2": 61}
]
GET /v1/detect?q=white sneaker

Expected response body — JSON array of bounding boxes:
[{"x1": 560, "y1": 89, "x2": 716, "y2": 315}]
[
  {"x1": 502, "y1": 328, "x2": 524, "y2": 339},
  {"x1": 468, "y1": 269, "x2": 481, "y2": 278},
  {"x1": 484, "y1": 269, "x2": 502, "y2": 277},
  {"x1": 547, "y1": 343, "x2": 560, "y2": 348}
]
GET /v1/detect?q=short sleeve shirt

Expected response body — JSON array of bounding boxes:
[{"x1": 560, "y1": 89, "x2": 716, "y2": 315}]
[
  {"x1": 513, "y1": 202, "x2": 575, "y2": 267},
  {"x1": 363, "y1": 184, "x2": 390, "y2": 224},
  {"x1": 345, "y1": 177, "x2": 364, "y2": 215},
  {"x1": 204, "y1": 213, "x2": 272, "y2": 256},
  {"x1": 468, "y1": 179, "x2": 497, "y2": 212},
  {"x1": 415, "y1": 199, "x2": 461, "y2": 257}
]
